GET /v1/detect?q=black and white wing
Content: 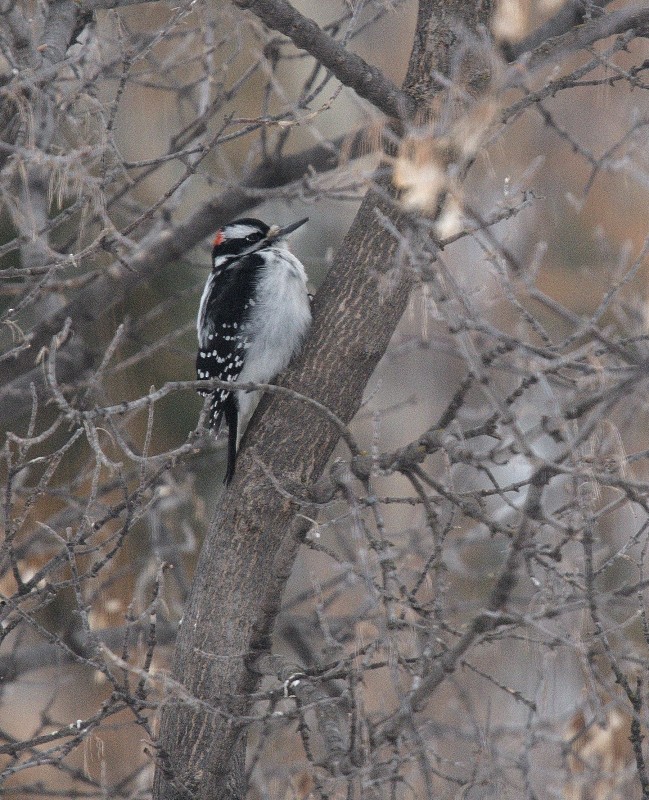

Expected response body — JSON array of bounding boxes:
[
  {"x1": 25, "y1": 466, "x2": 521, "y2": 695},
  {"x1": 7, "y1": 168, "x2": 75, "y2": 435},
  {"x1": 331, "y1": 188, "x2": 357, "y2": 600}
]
[{"x1": 196, "y1": 254, "x2": 262, "y2": 429}]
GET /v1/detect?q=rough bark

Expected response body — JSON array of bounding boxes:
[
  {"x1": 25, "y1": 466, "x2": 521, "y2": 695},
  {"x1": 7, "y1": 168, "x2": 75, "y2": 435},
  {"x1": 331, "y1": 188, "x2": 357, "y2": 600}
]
[{"x1": 152, "y1": 2, "x2": 494, "y2": 799}]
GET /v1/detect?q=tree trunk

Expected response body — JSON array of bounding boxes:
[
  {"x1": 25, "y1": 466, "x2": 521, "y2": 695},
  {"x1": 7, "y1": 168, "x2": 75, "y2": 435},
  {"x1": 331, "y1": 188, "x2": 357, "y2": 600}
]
[{"x1": 152, "y1": 2, "x2": 494, "y2": 798}]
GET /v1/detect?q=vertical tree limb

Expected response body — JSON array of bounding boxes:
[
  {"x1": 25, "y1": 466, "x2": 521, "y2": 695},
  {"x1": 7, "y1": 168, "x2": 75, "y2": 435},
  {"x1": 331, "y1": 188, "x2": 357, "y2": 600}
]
[{"x1": 152, "y1": 2, "x2": 495, "y2": 799}]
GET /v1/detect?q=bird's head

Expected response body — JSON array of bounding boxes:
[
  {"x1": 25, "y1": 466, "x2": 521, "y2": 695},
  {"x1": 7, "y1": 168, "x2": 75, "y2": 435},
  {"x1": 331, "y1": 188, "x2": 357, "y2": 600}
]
[{"x1": 212, "y1": 217, "x2": 308, "y2": 269}]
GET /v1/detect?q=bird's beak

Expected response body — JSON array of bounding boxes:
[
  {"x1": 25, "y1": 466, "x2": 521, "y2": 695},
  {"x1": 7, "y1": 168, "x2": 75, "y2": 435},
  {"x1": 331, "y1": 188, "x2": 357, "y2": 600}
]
[{"x1": 268, "y1": 217, "x2": 309, "y2": 240}]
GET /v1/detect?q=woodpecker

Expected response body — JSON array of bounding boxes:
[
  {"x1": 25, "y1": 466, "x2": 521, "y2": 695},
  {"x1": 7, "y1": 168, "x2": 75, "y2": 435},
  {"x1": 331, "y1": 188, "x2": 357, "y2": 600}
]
[{"x1": 196, "y1": 216, "x2": 312, "y2": 484}]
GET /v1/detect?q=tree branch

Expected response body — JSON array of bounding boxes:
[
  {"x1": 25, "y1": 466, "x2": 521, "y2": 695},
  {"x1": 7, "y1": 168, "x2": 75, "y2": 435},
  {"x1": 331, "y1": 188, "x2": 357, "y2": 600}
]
[
  {"x1": 504, "y1": 0, "x2": 613, "y2": 60},
  {"x1": 372, "y1": 465, "x2": 553, "y2": 744},
  {"x1": 79, "y1": 0, "x2": 414, "y2": 118},
  {"x1": 0, "y1": 618, "x2": 176, "y2": 682},
  {"x1": 40, "y1": 0, "x2": 79, "y2": 66},
  {"x1": 233, "y1": 0, "x2": 414, "y2": 120},
  {"x1": 524, "y1": 4, "x2": 649, "y2": 72}
]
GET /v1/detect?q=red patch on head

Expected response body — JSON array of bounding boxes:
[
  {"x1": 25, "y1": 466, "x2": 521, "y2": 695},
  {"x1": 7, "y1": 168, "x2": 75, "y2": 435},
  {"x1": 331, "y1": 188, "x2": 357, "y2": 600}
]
[{"x1": 213, "y1": 230, "x2": 224, "y2": 247}]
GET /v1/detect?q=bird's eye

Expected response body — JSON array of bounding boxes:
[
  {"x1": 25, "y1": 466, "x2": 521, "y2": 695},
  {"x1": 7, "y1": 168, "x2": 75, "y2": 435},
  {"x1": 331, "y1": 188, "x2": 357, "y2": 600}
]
[{"x1": 245, "y1": 233, "x2": 259, "y2": 243}]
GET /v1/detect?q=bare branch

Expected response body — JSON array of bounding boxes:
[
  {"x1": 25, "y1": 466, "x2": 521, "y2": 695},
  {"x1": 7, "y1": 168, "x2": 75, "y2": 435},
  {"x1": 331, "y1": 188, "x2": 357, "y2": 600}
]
[
  {"x1": 525, "y1": 4, "x2": 649, "y2": 72},
  {"x1": 234, "y1": 0, "x2": 414, "y2": 120}
]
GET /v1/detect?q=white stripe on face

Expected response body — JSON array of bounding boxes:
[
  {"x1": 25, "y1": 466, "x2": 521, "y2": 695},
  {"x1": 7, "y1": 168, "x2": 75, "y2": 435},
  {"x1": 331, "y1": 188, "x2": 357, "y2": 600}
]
[{"x1": 222, "y1": 224, "x2": 260, "y2": 240}]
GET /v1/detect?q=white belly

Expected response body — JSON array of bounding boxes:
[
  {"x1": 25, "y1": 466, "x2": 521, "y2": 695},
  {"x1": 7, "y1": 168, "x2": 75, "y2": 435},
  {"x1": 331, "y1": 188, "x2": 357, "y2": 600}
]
[{"x1": 237, "y1": 246, "x2": 311, "y2": 422}]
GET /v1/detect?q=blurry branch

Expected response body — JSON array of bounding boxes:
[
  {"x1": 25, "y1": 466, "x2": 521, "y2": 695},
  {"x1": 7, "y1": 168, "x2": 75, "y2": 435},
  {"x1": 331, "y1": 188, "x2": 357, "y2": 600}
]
[
  {"x1": 0, "y1": 618, "x2": 176, "y2": 683},
  {"x1": 502, "y1": 33, "x2": 639, "y2": 122},
  {"x1": 504, "y1": 0, "x2": 613, "y2": 60},
  {"x1": 81, "y1": 0, "x2": 415, "y2": 119},
  {"x1": 373, "y1": 465, "x2": 553, "y2": 744},
  {"x1": 4, "y1": 0, "x2": 80, "y2": 293},
  {"x1": 40, "y1": 0, "x2": 79, "y2": 66},
  {"x1": 524, "y1": 4, "x2": 649, "y2": 73},
  {"x1": 233, "y1": 0, "x2": 414, "y2": 120}
]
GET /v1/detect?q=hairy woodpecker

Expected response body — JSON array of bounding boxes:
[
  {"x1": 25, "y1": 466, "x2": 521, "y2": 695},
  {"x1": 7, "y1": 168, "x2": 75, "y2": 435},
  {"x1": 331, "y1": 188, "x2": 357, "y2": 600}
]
[{"x1": 196, "y1": 217, "x2": 312, "y2": 484}]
